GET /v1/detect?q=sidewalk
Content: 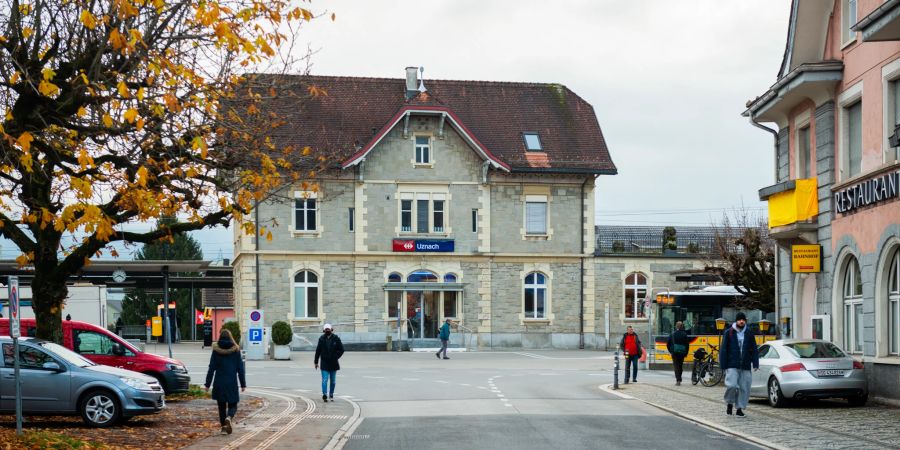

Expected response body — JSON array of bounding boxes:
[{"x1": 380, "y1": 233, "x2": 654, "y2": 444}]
[
  {"x1": 184, "y1": 387, "x2": 360, "y2": 450},
  {"x1": 606, "y1": 381, "x2": 900, "y2": 450}
]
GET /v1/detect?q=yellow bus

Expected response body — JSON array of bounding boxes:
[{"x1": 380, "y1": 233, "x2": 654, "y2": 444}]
[{"x1": 652, "y1": 286, "x2": 777, "y2": 364}]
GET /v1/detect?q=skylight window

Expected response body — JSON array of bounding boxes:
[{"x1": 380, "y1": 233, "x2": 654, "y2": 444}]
[{"x1": 523, "y1": 133, "x2": 542, "y2": 151}]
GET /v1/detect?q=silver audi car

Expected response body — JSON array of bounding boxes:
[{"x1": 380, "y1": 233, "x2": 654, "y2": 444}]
[
  {"x1": 0, "y1": 337, "x2": 165, "y2": 427},
  {"x1": 749, "y1": 339, "x2": 868, "y2": 407}
]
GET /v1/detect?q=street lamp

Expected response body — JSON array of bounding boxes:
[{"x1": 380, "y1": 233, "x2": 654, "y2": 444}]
[{"x1": 758, "y1": 319, "x2": 772, "y2": 335}]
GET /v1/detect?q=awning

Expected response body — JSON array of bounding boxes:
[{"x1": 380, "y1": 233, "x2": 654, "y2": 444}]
[{"x1": 383, "y1": 282, "x2": 466, "y2": 292}]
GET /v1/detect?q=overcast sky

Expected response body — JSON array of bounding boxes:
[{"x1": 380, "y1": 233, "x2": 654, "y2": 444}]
[
  {"x1": 0, "y1": 1, "x2": 794, "y2": 261},
  {"x1": 290, "y1": 0, "x2": 791, "y2": 228}
]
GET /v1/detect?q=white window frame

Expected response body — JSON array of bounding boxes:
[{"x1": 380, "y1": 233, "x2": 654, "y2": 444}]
[
  {"x1": 293, "y1": 191, "x2": 319, "y2": 234},
  {"x1": 624, "y1": 272, "x2": 648, "y2": 320},
  {"x1": 524, "y1": 195, "x2": 548, "y2": 235},
  {"x1": 842, "y1": 0, "x2": 857, "y2": 48},
  {"x1": 523, "y1": 271, "x2": 548, "y2": 320},
  {"x1": 838, "y1": 82, "x2": 864, "y2": 182},
  {"x1": 795, "y1": 109, "x2": 811, "y2": 179},
  {"x1": 843, "y1": 258, "x2": 863, "y2": 354},
  {"x1": 889, "y1": 250, "x2": 900, "y2": 356},
  {"x1": 414, "y1": 135, "x2": 432, "y2": 166},
  {"x1": 398, "y1": 191, "x2": 449, "y2": 235},
  {"x1": 292, "y1": 270, "x2": 320, "y2": 320},
  {"x1": 882, "y1": 60, "x2": 900, "y2": 163}
]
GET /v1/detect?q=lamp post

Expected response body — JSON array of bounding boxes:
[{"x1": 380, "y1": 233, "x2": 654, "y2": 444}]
[{"x1": 759, "y1": 319, "x2": 772, "y2": 335}]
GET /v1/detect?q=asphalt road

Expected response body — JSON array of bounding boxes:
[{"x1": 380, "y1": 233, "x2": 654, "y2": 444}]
[{"x1": 160, "y1": 344, "x2": 761, "y2": 450}]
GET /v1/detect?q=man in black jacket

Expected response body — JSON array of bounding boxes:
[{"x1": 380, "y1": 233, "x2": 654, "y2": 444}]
[
  {"x1": 666, "y1": 321, "x2": 690, "y2": 386},
  {"x1": 314, "y1": 323, "x2": 345, "y2": 402}
]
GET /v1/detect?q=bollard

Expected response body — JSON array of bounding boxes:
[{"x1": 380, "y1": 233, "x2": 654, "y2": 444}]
[{"x1": 613, "y1": 344, "x2": 620, "y2": 390}]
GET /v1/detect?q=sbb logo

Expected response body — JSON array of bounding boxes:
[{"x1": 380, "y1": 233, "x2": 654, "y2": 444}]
[
  {"x1": 403, "y1": 241, "x2": 414, "y2": 250},
  {"x1": 392, "y1": 239, "x2": 416, "y2": 252}
]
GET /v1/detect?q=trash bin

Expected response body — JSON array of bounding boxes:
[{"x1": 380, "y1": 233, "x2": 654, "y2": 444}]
[{"x1": 386, "y1": 335, "x2": 393, "y2": 352}]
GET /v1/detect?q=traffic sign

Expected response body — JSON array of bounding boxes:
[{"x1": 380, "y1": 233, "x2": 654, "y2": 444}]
[
  {"x1": 249, "y1": 328, "x2": 263, "y2": 342},
  {"x1": 8, "y1": 276, "x2": 19, "y2": 339}
]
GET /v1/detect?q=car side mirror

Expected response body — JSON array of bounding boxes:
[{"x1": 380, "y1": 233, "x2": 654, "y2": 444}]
[
  {"x1": 42, "y1": 361, "x2": 62, "y2": 372},
  {"x1": 112, "y1": 342, "x2": 125, "y2": 356}
]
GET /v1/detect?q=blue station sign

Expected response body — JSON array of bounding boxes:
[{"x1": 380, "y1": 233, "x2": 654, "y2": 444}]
[{"x1": 392, "y1": 239, "x2": 455, "y2": 252}]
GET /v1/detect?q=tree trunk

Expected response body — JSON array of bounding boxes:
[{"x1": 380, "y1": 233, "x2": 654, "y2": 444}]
[{"x1": 31, "y1": 274, "x2": 69, "y2": 344}]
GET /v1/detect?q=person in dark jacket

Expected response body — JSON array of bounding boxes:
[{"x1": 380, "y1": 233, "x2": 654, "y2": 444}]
[
  {"x1": 666, "y1": 321, "x2": 690, "y2": 386},
  {"x1": 204, "y1": 329, "x2": 246, "y2": 435},
  {"x1": 436, "y1": 318, "x2": 452, "y2": 360},
  {"x1": 618, "y1": 325, "x2": 643, "y2": 384},
  {"x1": 315, "y1": 323, "x2": 344, "y2": 402},
  {"x1": 718, "y1": 312, "x2": 759, "y2": 417}
]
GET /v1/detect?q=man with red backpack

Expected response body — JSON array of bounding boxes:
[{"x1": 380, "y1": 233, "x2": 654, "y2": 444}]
[{"x1": 719, "y1": 312, "x2": 759, "y2": 417}]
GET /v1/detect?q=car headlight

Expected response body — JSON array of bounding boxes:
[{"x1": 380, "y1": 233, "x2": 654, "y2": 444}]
[
  {"x1": 166, "y1": 363, "x2": 188, "y2": 374},
  {"x1": 120, "y1": 377, "x2": 154, "y2": 391}
]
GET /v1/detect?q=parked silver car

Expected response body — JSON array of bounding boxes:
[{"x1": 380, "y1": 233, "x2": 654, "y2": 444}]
[
  {"x1": 0, "y1": 337, "x2": 165, "y2": 427},
  {"x1": 749, "y1": 339, "x2": 868, "y2": 407}
]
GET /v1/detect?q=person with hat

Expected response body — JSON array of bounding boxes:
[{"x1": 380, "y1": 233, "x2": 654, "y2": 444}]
[
  {"x1": 314, "y1": 323, "x2": 344, "y2": 402},
  {"x1": 436, "y1": 318, "x2": 453, "y2": 360},
  {"x1": 719, "y1": 312, "x2": 759, "y2": 417}
]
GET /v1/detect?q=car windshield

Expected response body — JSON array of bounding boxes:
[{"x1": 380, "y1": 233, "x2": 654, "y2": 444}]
[
  {"x1": 38, "y1": 341, "x2": 95, "y2": 367},
  {"x1": 783, "y1": 341, "x2": 846, "y2": 358}
]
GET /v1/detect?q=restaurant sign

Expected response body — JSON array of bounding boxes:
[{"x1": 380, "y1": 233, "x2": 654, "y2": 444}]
[
  {"x1": 791, "y1": 244, "x2": 821, "y2": 273},
  {"x1": 834, "y1": 169, "x2": 900, "y2": 214},
  {"x1": 392, "y1": 239, "x2": 454, "y2": 252}
]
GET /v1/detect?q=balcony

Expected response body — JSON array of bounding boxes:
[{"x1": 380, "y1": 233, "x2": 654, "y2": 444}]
[
  {"x1": 853, "y1": 0, "x2": 900, "y2": 42},
  {"x1": 758, "y1": 178, "x2": 818, "y2": 244}
]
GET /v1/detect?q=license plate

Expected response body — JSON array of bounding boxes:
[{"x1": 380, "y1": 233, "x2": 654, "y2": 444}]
[{"x1": 817, "y1": 369, "x2": 845, "y2": 377}]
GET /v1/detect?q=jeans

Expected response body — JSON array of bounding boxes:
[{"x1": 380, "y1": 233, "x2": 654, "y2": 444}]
[
  {"x1": 624, "y1": 354, "x2": 639, "y2": 381},
  {"x1": 437, "y1": 339, "x2": 448, "y2": 358},
  {"x1": 217, "y1": 401, "x2": 237, "y2": 425},
  {"x1": 724, "y1": 368, "x2": 752, "y2": 409},
  {"x1": 321, "y1": 369, "x2": 337, "y2": 397},
  {"x1": 672, "y1": 354, "x2": 685, "y2": 382}
]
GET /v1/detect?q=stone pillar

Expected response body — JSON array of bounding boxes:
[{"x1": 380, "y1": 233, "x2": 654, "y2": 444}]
[
  {"x1": 477, "y1": 261, "x2": 492, "y2": 345},
  {"x1": 354, "y1": 260, "x2": 369, "y2": 333},
  {"x1": 814, "y1": 101, "x2": 835, "y2": 316}
]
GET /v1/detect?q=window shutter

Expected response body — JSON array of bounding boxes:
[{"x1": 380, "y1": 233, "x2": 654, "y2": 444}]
[{"x1": 525, "y1": 202, "x2": 547, "y2": 234}]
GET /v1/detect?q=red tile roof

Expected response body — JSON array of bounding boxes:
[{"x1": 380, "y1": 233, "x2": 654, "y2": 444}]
[{"x1": 248, "y1": 74, "x2": 617, "y2": 174}]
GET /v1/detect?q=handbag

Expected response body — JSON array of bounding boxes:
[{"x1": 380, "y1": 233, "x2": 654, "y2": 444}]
[{"x1": 673, "y1": 343, "x2": 688, "y2": 355}]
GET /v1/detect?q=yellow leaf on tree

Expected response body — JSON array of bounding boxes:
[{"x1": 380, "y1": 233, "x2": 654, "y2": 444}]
[
  {"x1": 16, "y1": 132, "x2": 33, "y2": 151},
  {"x1": 41, "y1": 68, "x2": 56, "y2": 81},
  {"x1": 136, "y1": 118, "x2": 145, "y2": 131},
  {"x1": 109, "y1": 29, "x2": 126, "y2": 50},
  {"x1": 80, "y1": 10, "x2": 98, "y2": 29},
  {"x1": 136, "y1": 87, "x2": 145, "y2": 101},
  {"x1": 77, "y1": 106, "x2": 87, "y2": 117},
  {"x1": 39, "y1": 80, "x2": 60, "y2": 97},
  {"x1": 123, "y1": 108, "x2": 138, "y2": 123},
  {"x1": 22, "y1": 27, "x2": 33, "y2": 39},
  {"x1": 102, "y1": 113, "x2": 113, "y2": 127},
  {"x1": 136, "y1": 166, "x2": 149, "y2": 187},
  {"x1": 19, "y1": 152, "x2": 33, "y2": 172},
  {"x1": 117, "y1": 81, "x2": 130, "y2": 98}
]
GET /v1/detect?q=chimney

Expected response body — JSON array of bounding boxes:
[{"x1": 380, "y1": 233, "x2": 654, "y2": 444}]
[{"x1": 405, "y1": 66, "x2": 418, "y2": 99}]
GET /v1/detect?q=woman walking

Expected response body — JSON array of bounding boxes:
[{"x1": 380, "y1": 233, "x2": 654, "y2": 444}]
[{"x1": 204, "y1": 329, "x2": 246, "y2": 435}]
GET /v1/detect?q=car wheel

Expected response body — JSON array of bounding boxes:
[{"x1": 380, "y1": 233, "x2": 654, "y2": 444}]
[
  {"x1": 847, "y1": 394, "x2": 868, "y2": 407},
  {"x1": 768, "y1": 377, "x2": 787, "y2": 408},
  {"x1": 79, "y1": 389, "x2": 122, "y2": 428}
]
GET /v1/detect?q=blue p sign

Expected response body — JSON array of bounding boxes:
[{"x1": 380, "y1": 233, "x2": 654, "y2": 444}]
[{"x1": 249, "y1": 328, "x2": 263, "y2": 342}]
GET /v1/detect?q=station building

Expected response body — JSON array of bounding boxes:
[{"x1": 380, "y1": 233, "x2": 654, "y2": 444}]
[
  {"x1": 744, "y1": 1, "x2": 900, "y2": 400},
  {"x1": 231, "y1": 69, "x2": 708, "y2": 350}
]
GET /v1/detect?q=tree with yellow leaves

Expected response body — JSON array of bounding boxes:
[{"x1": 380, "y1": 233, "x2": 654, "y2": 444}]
[{"x1": 0, "y1": 0, "x2": 329, "y2": 342}]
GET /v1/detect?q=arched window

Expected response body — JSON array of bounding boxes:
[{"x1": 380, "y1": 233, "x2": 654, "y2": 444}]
[
  {"x1": 387, "y1": 272, "x2": 402, "y2": 283},
  {"x1": 524, "y1": 272, "x2": 547, "y2": 319},
  {"x1": 889, "y1": 250, "x2": 900, "y2": 355},
  {"x1": 624, "y1": 272, "x2": 648, "y2": 319},
  {"x1": 843, "y1": 257, "x2": 863, "y2": 353},
  {"x1": 444, "y1": 273, "x2": 457, "y2": 283},
  {"x1": 407, "y1": 270, "x2": 438, "y2": 283},
  {"x1": 293, "y1": 271, "x2": 319, "y2": 319}
]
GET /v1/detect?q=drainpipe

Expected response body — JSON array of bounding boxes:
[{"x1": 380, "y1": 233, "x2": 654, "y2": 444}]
[
  {"x1": 579, "y1": 177, "x2": 588, "y2": 349},
  {"x1": 749, "y1": 117, "x2": 781, "y2": 336}
]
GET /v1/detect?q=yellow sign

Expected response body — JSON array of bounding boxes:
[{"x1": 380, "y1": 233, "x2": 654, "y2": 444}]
[
  {"x1": 203, "y1": 307, "x2": 212, "y2": 320},
  {"x1": 792, "y1": 244, "x2": 821, "y2": 273},
  {"x1": 151, "y1": 316, "x2": 163, "y2": 336}
]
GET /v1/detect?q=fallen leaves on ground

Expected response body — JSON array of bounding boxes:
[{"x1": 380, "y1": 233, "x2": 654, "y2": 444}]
[{"x1": 0, "y1": 396, "x2": 263, "y2": 449}]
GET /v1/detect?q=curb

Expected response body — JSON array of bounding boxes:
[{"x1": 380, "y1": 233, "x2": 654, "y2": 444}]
[{"x1": 599, "y1": 384, "x2": 788, "y2": 450}]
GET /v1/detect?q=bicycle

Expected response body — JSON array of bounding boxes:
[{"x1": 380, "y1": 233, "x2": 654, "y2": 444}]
[{"x1": 691, "y1": 343, "x2": 723, "y2": 387}]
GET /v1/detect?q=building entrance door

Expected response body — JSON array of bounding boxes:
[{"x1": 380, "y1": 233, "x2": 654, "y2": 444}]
[{"x1": 405, "y1": 291, "x2": 439, "y2": 339}]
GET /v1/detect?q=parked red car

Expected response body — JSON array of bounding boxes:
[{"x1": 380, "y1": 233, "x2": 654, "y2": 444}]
[{"x1": 0, "y1": 319, "x2": 190, "y2": 394}]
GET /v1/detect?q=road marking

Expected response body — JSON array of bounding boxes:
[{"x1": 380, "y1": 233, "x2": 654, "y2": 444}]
[
  {"x1": 254, "y1": 393, "x2": 316, "y2": 450},
  {"x1": 461, "y1": 383, "x2": 471, "y2": 386},
  {"x1": 323, "y1": 394, "x2": 363, "y2": 450},
  {"x1": 223, "y1": 388, "x2": 298, "y2": 450},
  {"x1": 401, "y1": 377, "x2": 419, "y2": 381},
  {"x1": 434, "y1": 380, "x2": 449, "y2": 384},
  {"x1": 363, "y1": 376, "x2": 385, "y2": 379}
]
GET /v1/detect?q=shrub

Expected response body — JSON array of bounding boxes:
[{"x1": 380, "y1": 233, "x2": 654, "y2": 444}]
[
  {"x1": 271, "y1": 321, "x2": 293, "y2": 346},
  {"x1": 221, "y1": 320, "x2": 241, "y2": 346}
]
